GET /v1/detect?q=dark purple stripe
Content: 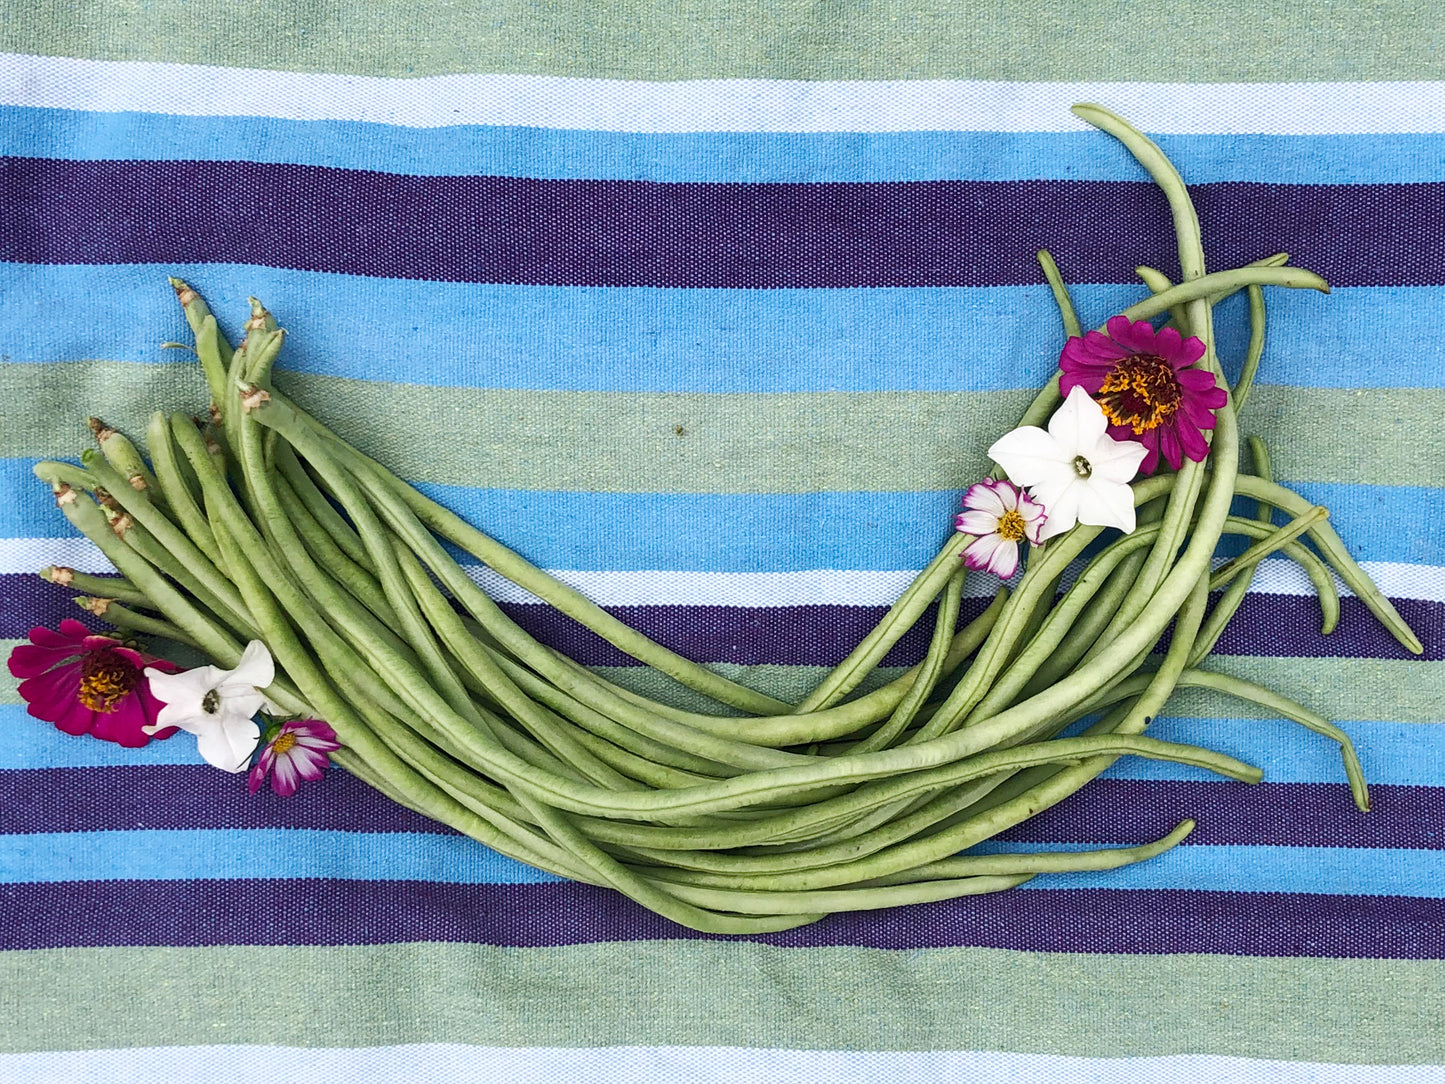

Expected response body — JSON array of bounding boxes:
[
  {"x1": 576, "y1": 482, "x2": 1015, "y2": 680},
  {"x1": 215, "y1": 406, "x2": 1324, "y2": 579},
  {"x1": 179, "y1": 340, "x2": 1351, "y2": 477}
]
[
  {"x1": 2, "y1": 878, "x2": 1440, "y2": 956},
  {"x1": 4, "y1": 765, "x2": 1439, "y2": 851},
  {"x1": 3, "y1": 158, "x2": 1442, "y2": 286},
  {"x1": 9, "y1": 573, "x2": 1441, "y2": 663}
]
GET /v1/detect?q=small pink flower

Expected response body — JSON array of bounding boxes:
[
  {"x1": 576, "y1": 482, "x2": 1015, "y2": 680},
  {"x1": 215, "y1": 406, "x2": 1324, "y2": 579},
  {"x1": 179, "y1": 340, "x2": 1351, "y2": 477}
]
[
  {"x1": 1059, "y1": 314, "x2": 1228, "y2": 474},
  {"x1": 954, "y1": 478, "x2": 1047, "y2": 579},
  {"x1": 6, "y1": 619, "x2": 178, "y2": 747},
  {"x1": 248, "y1": 718, "x2": 341, "y2": 797}
]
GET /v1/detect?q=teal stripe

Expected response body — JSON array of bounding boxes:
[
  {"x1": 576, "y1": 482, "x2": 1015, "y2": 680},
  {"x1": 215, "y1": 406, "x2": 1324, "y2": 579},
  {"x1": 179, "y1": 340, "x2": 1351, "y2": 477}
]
[
  {"x1": 8, "y1": 106, "x2": 1444, "y2": 185},
  {"x1": 0, "y1": 264, "x2": 1432, "y2": 392},
  {"x1": 3, "y1": 704, "x2": 1440, "y2": 783},
  {"x1": 1, "y1": 827, "x2": 1439, "y2": 897},
  {"x1": 3, "y1": 459, "x2": 1440, "y2": 567}
]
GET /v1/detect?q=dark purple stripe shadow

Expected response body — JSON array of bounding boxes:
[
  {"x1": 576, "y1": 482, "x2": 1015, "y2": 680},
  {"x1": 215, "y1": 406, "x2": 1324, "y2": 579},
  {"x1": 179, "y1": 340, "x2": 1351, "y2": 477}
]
[
  {"x1": 2, "y1": 878, "x2": 1441, "y2": 957},
  {"x1": 4, "y1": 766, "x2": 1442, "y2": 850},
  {"x1": 3, "y1": 158, "x2": 1443, "y2": 286},
  {"x1": 7, "y1": 573, "x2": 1440, "y2": 663}
]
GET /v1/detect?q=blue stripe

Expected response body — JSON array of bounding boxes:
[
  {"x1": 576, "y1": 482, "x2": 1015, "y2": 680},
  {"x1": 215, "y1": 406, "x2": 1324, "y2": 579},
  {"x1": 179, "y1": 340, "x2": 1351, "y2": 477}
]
[
  {"x1": 5, "y1": 105, "x2": 1443, "y2": 185},
  {"x1": 3, "y1": 459, "x2": 1440, "y2": 567},
  {"x1": 0, "y1": 828, "x2": 561, "y2": 885},
  {"x1": 0, "y1": 825, "x2": 1438, "y2": 896},
  {"x1": 0, "y1": 264, "x2": 1436, "y2": 392},
  {"x1": 3, "y1": 706, "x2": 1441, "y2": 785}
]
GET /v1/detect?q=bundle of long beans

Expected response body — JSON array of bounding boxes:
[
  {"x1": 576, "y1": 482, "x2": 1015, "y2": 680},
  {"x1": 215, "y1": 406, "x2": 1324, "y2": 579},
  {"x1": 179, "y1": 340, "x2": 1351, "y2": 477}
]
[{"x1": 33, "y1": 106, "x2": 1422, "y2": 933}]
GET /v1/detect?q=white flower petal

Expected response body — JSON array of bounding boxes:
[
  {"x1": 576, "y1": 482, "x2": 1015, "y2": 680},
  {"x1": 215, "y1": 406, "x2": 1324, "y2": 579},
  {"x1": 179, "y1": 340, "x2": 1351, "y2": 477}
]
[
  {"x1": 1046, "y1": 386, "x2": 1109, "y2": 452},
  {"x1": 1034, "y1": 481, "x2": 1083, "y2": 541},
  {"x1": 222, "y1": 640, "x2": 275, "y2": 695},
  {"x1": 962, "y1": 480, "x2": 1009, "y2": 518},
  {"x1": 986, "y1": 426, "x2": 1064, "y2": 488},
  {"x1": 955, "y1": 509, "x2": 1000, "y2": 536},
  {"x1": 962, "y1": 532, "x2": 1007, "y2": 575},
  {"x1": 1084, "y1": 431, "x2": 1150, "y2": 484},
  {"x1": 144, "y1": 665, "x2": 219, "y2": 707},
  {"x1": 194, "y1": 713, "x2": 261, "y2": 773},
  {"x1": 982, "y1": 537, "x2": 1021, "y2": 579},
  {"x1": 1077, "y1": 477, "x2": 1138, "y2": 534}
]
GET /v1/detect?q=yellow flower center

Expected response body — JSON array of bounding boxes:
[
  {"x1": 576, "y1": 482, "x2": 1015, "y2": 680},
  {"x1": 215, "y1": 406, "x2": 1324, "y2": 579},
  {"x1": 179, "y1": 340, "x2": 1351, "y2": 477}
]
[
  {"x1": 77, "y1": 651, "x2": 138, "y2": 713},
  {"x1": 995, "y1": 508, "x2": 1027, "y2": 542},
  {"x1": 272, "y1": 731, "x2": 298, "y2": 756},
  {"x1": 1096, "y1": 354, "x2": 1182, "y2": 433}
]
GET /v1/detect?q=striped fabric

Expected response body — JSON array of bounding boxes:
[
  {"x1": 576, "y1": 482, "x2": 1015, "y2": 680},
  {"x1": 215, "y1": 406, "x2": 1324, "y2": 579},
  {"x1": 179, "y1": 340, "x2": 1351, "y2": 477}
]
[{"x1": 2, "y1": 4, "x2": 1442, "y2": 1080}]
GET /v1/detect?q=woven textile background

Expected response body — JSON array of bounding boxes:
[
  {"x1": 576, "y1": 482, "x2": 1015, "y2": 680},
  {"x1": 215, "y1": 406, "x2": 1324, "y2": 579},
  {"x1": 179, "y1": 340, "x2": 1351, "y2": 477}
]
[{"x1": 2, "y1": 3, "x2": 1443, "y2": 1081}]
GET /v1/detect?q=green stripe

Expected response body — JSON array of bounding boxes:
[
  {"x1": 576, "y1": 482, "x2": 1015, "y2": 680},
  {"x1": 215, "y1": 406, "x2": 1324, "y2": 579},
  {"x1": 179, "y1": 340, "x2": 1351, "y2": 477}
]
[
  {"x1": 2, "y1": 363, "x2": 1436, "y2": 493},
  {"x1": 600, "y1": 658, "x2": 1445, "y2": 725},
  {"x1": 0, "y1": 941, "x2": 1441, "y2": 1059},
  {"x1": 3, "y1": 0, "x2": 1441, "y2": 81}
]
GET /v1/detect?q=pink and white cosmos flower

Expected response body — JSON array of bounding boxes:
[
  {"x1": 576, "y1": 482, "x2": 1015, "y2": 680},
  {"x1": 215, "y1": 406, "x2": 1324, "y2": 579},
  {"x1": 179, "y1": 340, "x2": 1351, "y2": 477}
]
[{"x1": 954, "y1": 478, "x2": 1047, "y2": 579}]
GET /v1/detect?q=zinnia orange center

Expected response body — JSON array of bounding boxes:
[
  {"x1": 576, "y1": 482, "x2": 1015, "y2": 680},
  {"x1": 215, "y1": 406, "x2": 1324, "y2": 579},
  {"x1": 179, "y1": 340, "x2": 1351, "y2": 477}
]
[
  {"x1": 995, "y1": 509, "x2": 1027, "y2": 542},
  {"x1": 77, "y1": 650, "x2": 139, "y2": 712},
  {"x1": 1096, "y1": 354, "x2": 1182, "y2": 433}
]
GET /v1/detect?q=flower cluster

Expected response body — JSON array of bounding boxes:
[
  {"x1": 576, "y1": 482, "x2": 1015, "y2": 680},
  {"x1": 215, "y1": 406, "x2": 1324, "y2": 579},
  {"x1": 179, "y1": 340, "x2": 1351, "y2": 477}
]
[
  {"x1": 955, "y1": 316, "x2": 1224, "y2": 576},
  {"x1": 7, "y1": 630, "x2": 338, "y2": 796}
]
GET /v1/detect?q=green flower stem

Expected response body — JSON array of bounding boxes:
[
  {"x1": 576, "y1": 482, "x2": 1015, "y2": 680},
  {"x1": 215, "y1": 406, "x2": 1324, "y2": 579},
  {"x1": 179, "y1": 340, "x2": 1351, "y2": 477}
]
[
  {"x1": 203, "y1": 449, "x2": 603, "y2": 884},
  {"x1": 1232, "y1": 285, "x2": 1268, "y2": 411},
  {"x1": 145, "y1": 412, "x2": 222, "y2": 566},
  {"x1": 1229, "y1": 474, "x2": 1421, "y2": 654},
  {"x1": 78, "y1": 449, "x2": 262, "y2": 641},
  {"x1": 91, "y1": 420, "x2": 169, "y2": 515},
  {"x1": 846, "y1": 568, "x2": 966, "y2": 755},
  {"x1": 73, "y1": 597, "x2": 196, "y2": 647},
  {"x1": 273, "y1": 441, "x2": 374, "y2": 570},
  {"x1": 610, "y1": 730, "x2": 1257, "y2": 893},
  {"x1": 1192, "y1": 438, "x2": 1277, "y2": 663},
  {"x1": 644, "y1": 871, "x2": 1032, "y2": 916},
  {"x1": 1037, "y1": 248, "x2": 1083, "y2": 338},
  {"x1": 1208, "y1": 506, "x2": 1328, "y2": 591},
  {"x1": 29, "y1": 471, "x2": 291, "y2": 703},
  {"x1": 40, "y1": 565, "x2": 152, "y2": 607},
  {"x1": 1107, "y1": 666, "x2": 1370, "y2": 813},
  {"x1": 268, "y1": 389, "x2": 794, "y2": 717},
  {"x1": 863, "y1": 818, "x2": 1196, "y2": 884},
  {"x1": 794, "y1": 535, "x2": 970, "y2": 713},
  {"x1": 611, "y1": 730, "x2": 1252, "y2": 884}
]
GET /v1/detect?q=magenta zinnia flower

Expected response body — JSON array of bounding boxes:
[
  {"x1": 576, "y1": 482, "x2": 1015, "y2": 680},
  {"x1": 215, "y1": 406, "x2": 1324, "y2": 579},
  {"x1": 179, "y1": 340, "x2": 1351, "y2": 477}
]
[
  {"x1": 1059, "y1": 315, "x2": 1228, "y2": 474},
  {"x1": 248, "y1": 718, "x2": 341, "y2": 797},
  {"x1": 954, "y1": 478, "x2": 1047, "y2": 579},
  {"x1": 7, "y1": 619, "x2": 178, "y2": 747}
]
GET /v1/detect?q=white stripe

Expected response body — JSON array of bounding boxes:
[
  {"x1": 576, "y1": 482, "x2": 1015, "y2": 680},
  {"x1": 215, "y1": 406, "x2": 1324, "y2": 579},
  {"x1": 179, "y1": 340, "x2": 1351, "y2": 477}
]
[
  {"x1": 3, "y1": 536, "x2": 1440, "y2": 607},
  {"x1": 1, "y1": 1045, "x2": 1440, "y2": 1084},
  {"x1": 3, "y1": 52, "x2": 1445, "y2": 134}
]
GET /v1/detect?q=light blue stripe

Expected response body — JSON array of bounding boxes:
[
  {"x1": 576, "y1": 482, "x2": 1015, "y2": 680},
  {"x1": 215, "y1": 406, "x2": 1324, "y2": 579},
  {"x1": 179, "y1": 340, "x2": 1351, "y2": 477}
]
[
  {"x1": 0, "y1": 827, "x2": 1435, "y2": 896},
  {"x1": 0, "y1": 705, "x2": 206, "y2": 768},
  {"x1": 1004, "y1": 843, "x2": 1443, "y2": 897},
  {"x1": 3, "y1": 459, "x2": 1440, "y2": 567},
  {"x1": 0, "y1": 263, "x2": 1433, "y2": 392},
  {"x1": 0, "y1": 829, "x2": 561, "y2": 885},
  {"x1": 5, "y1": 105, "x2": 1443, "y2": 184},
  {"x1": 3, "y1": 703, "x2": 1439, "y2": 783}
]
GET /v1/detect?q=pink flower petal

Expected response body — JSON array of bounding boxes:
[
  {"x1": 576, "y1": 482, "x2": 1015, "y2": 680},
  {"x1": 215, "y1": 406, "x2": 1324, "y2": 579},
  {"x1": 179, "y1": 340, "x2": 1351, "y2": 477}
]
[
  {"x1": 1176, "y1": 418, "x2": 1211, "y2": 462},
  {"x1": 1178, "y1": 335, "x2": 1208, "y2": 365},
  {"x1": 962, "y1": 532, "x2": 1007, "y2": 574},
  {"x1": 1106, "y1": 316, "x2": 1159, "y2": 355},
  {"x1": 1137, "y1": 428, "x2": 1162, "y2": 477},
  {"x1": 982, "y1": 537, "x2": 1020, "y2": 579},
  {"x1": 7, "y1": 641, "x2": 77, "y2": 679},
  {"x1": 1158, "y1": 424, "x2": 1184, "y2": 471},
  {"x1": 89, "y1": 694, "x2": 153, "y2": 748},
  {"x1": 16, "y1": 662, "x2": 83, "y2": 723},
  {"x1": 49, "y1": 695, "x2": 99, "y2": 737},
  {"x1": 1154, "y1": 325, "x2": 1184, "y2": 359},
  {"x1": 270, "y1": 755, "x2": 302, "y2": 797}
]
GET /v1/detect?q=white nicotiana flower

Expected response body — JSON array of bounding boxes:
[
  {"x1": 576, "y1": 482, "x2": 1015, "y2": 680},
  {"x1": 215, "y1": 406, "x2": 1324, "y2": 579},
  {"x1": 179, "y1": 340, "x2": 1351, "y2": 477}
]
[
  {"x1": 142, "y1": 640, "x2": 275, "y2": 773},
  {"x1": 987, "y1": 385, "x2": 1149, "y2": 541}
]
